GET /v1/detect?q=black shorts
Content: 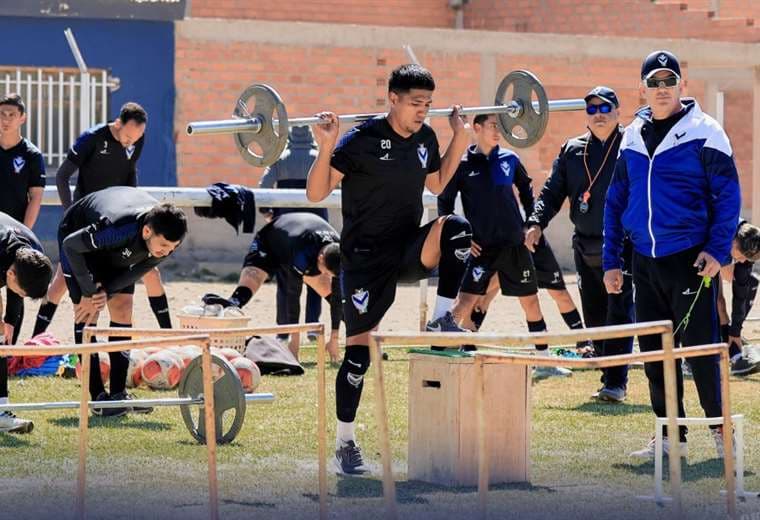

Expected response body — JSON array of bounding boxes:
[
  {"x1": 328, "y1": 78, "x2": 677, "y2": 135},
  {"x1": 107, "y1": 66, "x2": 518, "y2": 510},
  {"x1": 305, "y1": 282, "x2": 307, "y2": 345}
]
[
  {"x1": 58, "y1": 233, "x2": 135, "y2": 305},
  {"x1": 242, "y1": 232, "x2": 277, "y2": 278},
  {"x1": 341, "y1": 221, "x2": 434, "y2": 337},
  {"x1": 460, "y1": 244, "x2": 538, "y2": 297},
  {"x1": 532, "y1": 236, "x2": 566, "y2": 290}
]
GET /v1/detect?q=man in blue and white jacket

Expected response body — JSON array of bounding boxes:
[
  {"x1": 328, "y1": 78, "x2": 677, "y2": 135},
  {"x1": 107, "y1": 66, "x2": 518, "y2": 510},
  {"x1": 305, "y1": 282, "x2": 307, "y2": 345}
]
[{"x1": 603, "y1": 50, "x2": 741, "y2": 459}]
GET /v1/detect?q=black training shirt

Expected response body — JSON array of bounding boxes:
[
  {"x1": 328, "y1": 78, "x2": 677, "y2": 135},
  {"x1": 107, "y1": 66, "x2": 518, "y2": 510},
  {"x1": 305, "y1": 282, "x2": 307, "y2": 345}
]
[
  {"x1": 260, "y1": 212, "x2": 340, "y2": 276},
  {"x1": 0, "y1": 138, "x2": 46, "y2": 222},
  {"x1": 66, "y1": 123, "x2": 143, "y2": 201},
  {"x1": 59, "y1": 187, "x2": 163, "y2": 297},
  {"x1": 330, "y1": 117, "x2": 441, "y2": 260}
]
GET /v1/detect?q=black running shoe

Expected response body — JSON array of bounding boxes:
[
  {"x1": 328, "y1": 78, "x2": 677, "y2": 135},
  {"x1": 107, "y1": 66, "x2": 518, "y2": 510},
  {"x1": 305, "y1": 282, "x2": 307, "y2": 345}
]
[
  {"x1": 110, "y1": 391, "x2": 154, "y2": 415},
  {"x1": 334, "y1": 441, "x2": 368, "y2": 475}
]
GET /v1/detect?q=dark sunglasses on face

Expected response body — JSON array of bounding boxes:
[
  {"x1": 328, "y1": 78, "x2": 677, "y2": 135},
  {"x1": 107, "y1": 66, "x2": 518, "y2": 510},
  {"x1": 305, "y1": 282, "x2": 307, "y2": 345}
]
[
  {"x1": 645, "y1": 75, "x2": 680, "y2": 89},
  {"x1": 586, "y1": 103, "x2": 613, "y2": 115}
]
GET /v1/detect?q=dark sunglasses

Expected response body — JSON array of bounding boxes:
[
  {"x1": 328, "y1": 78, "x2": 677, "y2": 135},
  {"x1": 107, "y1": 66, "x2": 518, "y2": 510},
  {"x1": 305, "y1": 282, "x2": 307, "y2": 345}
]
[
  {"x1": 585, "y1": 103, "x2": 613, "y2": 115},
  {"x1": 644, "y1": 75, "x2": 680, "y2": 89}
]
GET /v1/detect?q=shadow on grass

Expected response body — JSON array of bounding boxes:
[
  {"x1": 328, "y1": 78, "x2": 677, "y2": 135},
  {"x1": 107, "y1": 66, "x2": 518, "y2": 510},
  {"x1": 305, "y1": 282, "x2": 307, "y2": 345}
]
[
  {"x1": 0, "y1": 433, "x2": 33, "y2": 447},
  {"x1": 546, "y1": 402, "x2": 651, "y2": 415},
  {"x1": 613, "y1": 459, "x2": 754, "y2": 482},
  {"x1": 304, "y1": 478, "x2": 554, "y2": 504},
  {"x1": 48, "y1": 416, "x2": 172, "y2": 431}
]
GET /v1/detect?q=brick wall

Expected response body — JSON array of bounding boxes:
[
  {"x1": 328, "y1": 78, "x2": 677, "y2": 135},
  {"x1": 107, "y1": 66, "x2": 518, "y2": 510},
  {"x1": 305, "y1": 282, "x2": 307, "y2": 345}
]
[{"x1": 188, "y1": 0, "x2": 454, "y2": 28}]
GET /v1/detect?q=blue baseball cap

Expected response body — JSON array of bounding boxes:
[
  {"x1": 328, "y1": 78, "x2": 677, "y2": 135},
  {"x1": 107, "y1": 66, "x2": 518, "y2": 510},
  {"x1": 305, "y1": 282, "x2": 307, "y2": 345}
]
[
  {"x1": 584, "y1": 86, "x2": 619, "y2": 108},
  {"x1": 641, "y1": 50, "x2": 681, "y2": 80}
]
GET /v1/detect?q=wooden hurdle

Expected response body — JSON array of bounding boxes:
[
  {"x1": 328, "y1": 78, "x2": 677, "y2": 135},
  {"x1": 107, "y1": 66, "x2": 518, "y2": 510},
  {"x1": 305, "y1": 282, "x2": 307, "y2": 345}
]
[
  {"x1": 370, "y1": 320, "x2": 737, "y2": 520},
  {"x1": 0, "y1": 334, "x2": 215, "y2": 520},
  {"x1": 85, "y1": 322, "x2": 329, "y2": 520}
]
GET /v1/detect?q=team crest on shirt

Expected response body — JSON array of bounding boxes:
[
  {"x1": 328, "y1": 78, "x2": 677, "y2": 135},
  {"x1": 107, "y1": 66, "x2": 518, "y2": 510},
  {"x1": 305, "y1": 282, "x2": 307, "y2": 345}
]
[
  {"x1": 351, "y1": 289, "x2": 369, "y2": 314},
  {"x1": 417, "y1": 143, "x2": 428, "y2": 168},
  {"x1": 12, "y1": 156, "x2": 25, "y2": 173},
  {"x1": 472, "y1": 266, "x2": 485, "y2": 282},
  {"x1": 125, "y1": 145, "x2": 136, "y2": 160},
  {"x1": 121, "y1": 248, "x2": 133, "y2": 259},
  {"x1": 454, "y1": 248, "x2": 471, "y2": 262},
  {"x1": 100, "y1": 141, "x2": 109, "y2": 155},
  {"x1": 500, "y1": 161, "x2": 511, "y2": 177}
]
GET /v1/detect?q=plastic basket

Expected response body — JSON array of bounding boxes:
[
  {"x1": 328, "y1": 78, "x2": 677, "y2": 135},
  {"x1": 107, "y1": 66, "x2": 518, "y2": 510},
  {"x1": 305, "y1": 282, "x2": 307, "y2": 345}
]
[{"x1": 177, "y1": 314, "x2": 251, "y2": 352}]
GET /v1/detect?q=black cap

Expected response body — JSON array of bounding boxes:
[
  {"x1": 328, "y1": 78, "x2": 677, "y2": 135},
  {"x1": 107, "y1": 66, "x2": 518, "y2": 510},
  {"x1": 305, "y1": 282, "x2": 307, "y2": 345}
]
[
  {"x1": 641, "y1": 50, "x2": 681, "y2": 79},
  {"x1": 584, "y1": 86, "x2": 619, "y2": 108}
]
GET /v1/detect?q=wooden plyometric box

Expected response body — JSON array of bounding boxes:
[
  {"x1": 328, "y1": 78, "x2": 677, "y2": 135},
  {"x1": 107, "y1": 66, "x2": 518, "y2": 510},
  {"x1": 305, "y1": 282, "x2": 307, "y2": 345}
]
[{"x1": 407, "y1": 351, "x2": 531, "y2": 487}]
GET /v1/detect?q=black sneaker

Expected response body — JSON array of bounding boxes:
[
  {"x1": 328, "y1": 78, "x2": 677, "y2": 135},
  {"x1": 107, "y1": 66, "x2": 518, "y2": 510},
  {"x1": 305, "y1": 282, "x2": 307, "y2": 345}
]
[
  {"x1": 110, "y1": 391, "x2": 154, "y2": 415},
  {"x1": 91, "y1": 392, "x2": 110, "y2": 417},
  {"x1": 334, "y1": 440, "x2": 368, "y2": 475},
  {"x1": 731, "y1": 355, "x2": 760, "y2": 376}
]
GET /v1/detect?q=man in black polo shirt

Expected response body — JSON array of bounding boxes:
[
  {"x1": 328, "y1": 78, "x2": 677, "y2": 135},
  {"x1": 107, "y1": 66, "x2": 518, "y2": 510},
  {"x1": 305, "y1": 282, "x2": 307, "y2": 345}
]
[
  {"x1": 0, "y1": 213, "x2": 53, "y2": 433},
  {"x1": 526, "y1": 86, "x2": 635, "y2": 402},
  {"x1": 307, "y1": 64, "x2": 472, "y2": 474},
  {"x1": 34, "y1": 102, "x2": 173, "y2": 337},
  {"x1": 60, "y1": 186, "x2": 187, "y2": 417},
  {"x1": 0, "y1": 93, "x2": 46, "y2": 345},
  {"x1": 203, "y1": 212, "x2": 343, "y2": 362}
]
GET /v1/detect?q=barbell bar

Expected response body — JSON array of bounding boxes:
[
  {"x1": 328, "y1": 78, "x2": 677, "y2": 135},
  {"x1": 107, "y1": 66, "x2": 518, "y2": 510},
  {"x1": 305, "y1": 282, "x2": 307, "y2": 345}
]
[
  {"x1": 185, "y1": 70, "x2": 588, "y2": 167},
  {"x1": 0, "y1": 393, "x2": 274, "y2": 412}
]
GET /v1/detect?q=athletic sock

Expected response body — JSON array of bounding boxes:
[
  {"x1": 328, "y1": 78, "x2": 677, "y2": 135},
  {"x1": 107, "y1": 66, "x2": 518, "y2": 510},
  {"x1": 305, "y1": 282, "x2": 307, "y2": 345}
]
[
  {"x1": 336, "y1": 420, "x2": 356, "y2": 449},
  {"x1": 432, "y1": 297, "x2": 454, "y2": 321},
  {"x1": 471, "y1": 309, "x2": 487, "y2": 331},
  {"x1": 561, "y1": 309, "x2": 584, "y2": 330},
  {"x1": 33, "y1": 301, "x2": 58, "y2": 336},
  {"x1": 527, "y1": 319, "x2": 548, "y2": 351},
  {"x1": 335, "y1": 345, "x2": 370, "y2": 446},
  {"x1": 108, "y1": 322, "x2": 132, "y2": 396},
  {"x1": 76, "y1": 322, "x2": 106, "y2": 399},
  {"x1": 229, "y1": 286, "x2": 253, "y2": 308},
  {"x1": 149, "y1": 295, "x2": 173, "y2": 329}
]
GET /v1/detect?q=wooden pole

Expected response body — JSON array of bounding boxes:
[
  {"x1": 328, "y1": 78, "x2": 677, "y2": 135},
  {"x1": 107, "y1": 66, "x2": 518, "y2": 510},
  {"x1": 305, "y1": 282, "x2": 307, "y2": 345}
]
[
  {"x1": 369, "y1": 336, "x2": 398, "y2": 519},
  {"x1": 719, "y1": 349, "x2": 737, "y2": 519},
  {"x1": 475, "y1": 355, "x2": 488, "y2": 520},
  {"x1": 201, "y1": 340, "x2": 220, "y2": 520},
  {"x1": 76, "y1": 352, "x2": 91, "y2": 520},
  {"x1": 661, "y1": 331, "x2": 683, "y2": 518},
  {"x1": 316, "y1": 325, "x2": 328, "y2": 520}
]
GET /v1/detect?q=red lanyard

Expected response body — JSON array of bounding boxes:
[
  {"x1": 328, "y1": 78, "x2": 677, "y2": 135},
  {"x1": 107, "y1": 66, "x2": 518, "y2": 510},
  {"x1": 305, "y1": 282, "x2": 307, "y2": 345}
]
[{"x1": 581, "y1": 131, "x2": 619, "y2": 204}]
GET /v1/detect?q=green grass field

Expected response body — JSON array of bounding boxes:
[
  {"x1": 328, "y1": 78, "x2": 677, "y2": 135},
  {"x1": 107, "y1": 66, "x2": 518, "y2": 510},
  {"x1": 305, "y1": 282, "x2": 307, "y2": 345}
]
[{"x1": 2, "y1": 347, "x2": 760, "y2": 519}]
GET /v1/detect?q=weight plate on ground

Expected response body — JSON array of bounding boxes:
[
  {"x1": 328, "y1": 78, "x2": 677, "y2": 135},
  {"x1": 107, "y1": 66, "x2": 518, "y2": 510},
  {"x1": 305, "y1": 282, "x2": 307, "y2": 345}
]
[
  {"x1": 178, "y1": 353, "x2": 246, "y2": 444},
  {"x1": 233, "y1": 84, "x2": 289, "y2": 167},
  {"x1": 495, "y1": 70, "x2": 549, "y2": 148}
]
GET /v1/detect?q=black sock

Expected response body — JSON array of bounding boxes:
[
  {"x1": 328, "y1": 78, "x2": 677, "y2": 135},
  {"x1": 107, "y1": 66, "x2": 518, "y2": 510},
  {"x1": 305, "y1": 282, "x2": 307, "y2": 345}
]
[
  {"x1": 33, "y1": 302, "x2": 58, "y2": 336},
  {"x1": 76, "y1": 322, "x2": 105, "y2": 399},
  {"x1": 335, "y1": 345, "x2": 370, "y2": 422},
  {"x1": 149, "y1": 295, "x2": 172, "y2": 329},
  {"x1": 437, "y1": 215, "x2": 471, "y2": 299},
  {"x1": 0, "y1": 356, "x2": 8, "y2": 399},
  {"x1": 720, "y1": 324, "x2": 729, "y2": 343},
  {"x1": 561, "y1": 309, "x2": 584, "y2": 330},
  {"x1": 229, "y1": 286, "x2": 253, "y2": 308},
  {"x1": 471, "y1": 309, "x2": 487, "y2": 331},
  {"x1": 108, "y1": 322, "x2": 131, "y2": 396},
  {"x1": 527, "y1": 319, "x2": 548, "y2": 351}
]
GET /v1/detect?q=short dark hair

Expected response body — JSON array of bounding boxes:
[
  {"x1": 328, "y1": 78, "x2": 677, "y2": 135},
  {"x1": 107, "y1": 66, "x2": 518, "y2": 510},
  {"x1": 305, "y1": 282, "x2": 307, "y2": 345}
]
[
  {"x1": 118, "y1": 102, "x2": 147, "y2": 126},
  {"x1": 388, "y1": 64, "x2": 435, "y2": 95},
  {"x1": 736, "y1": 222, "x2": 760, "y2": 262},
  {"x1": 144, "y1": 202, "x2": 187, "y2": 242},
  {"x1": 473, "y1": 114, "x2": 493, "y2": 126},
  {"x1": 0, "y1": 93, "x2": 25, "y2": 115},
  {"x1": 13, "y1": 248, "x2": 53, "y2": 299},
  {"x1": 322, "y1": 242, "x2": 341, "y2": 276}
]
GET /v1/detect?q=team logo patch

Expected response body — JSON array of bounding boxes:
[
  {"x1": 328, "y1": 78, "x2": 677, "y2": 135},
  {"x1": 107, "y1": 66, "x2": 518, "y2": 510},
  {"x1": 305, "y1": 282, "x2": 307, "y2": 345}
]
[
  {"x1": 352, "y1": 288, "x2": 369, "y2": 314},
  {"x1": 12, "y1": 156, "x2": 25, "y2": 173},
  {"x1": 454, "y1": 248, "x2": 471, "y2": 261},
  {"x1": 100, "y1": 141, "x2": 109, "y2": 155},
  {"x1": 500, "y1": 161, "x2": 511, "y2": 177},
  {"x1": 552, "y1": 271, "x2": 561, "y2": 284},
  {"x1": 417, "y1": 143, "x2": 428, "y2": 168},
  {"x1": 125, "y1": 145, "x2": 136, "y2": 160},
  {"x1": 346, "y1": 373, "x2": 364, "y2": 388},
  {"x1": 658, "y1": 54, "x2": 668, "y2": 66},
  {"x1": 472, "y1": 266, "x2": 485, "y2": 282},
  {"x1": 121, "y1": 248, "x2": 133, "y2": 259},
  {"x1": 520, "y1": 270, "x2": 532, "y2": 284}
]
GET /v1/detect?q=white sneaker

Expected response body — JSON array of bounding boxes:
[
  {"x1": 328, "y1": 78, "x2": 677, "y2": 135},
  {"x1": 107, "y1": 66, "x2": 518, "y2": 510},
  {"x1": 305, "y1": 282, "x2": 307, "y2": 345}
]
[
  {"x1": 711, "y1": 427, "x2": 736, "y2": 459},
  {"x1": 629, "y1": 436, "x2": 687, "y2": 460},
  {"x1": 0, "y1": 411, "x2": 34, "y2": 434},
  {"x1": 533, "y1": 366, "x2": 572, "y2": 379}
]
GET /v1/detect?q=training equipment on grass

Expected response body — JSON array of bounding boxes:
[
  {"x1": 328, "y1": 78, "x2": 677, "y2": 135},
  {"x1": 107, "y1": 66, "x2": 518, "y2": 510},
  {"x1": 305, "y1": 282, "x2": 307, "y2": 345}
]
[
  {"x1": 126, "y1": 350, "x2": 147, "y2": 388},
  {"x1": 186, "y1": 70, "x2": 587, "y2": 166},
  {"x1": 230, "y1": 356, "x2": 262, "y2": 393},
  {"x1": 142, "y1": 350, "x2": 185, "y2": 390}
]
